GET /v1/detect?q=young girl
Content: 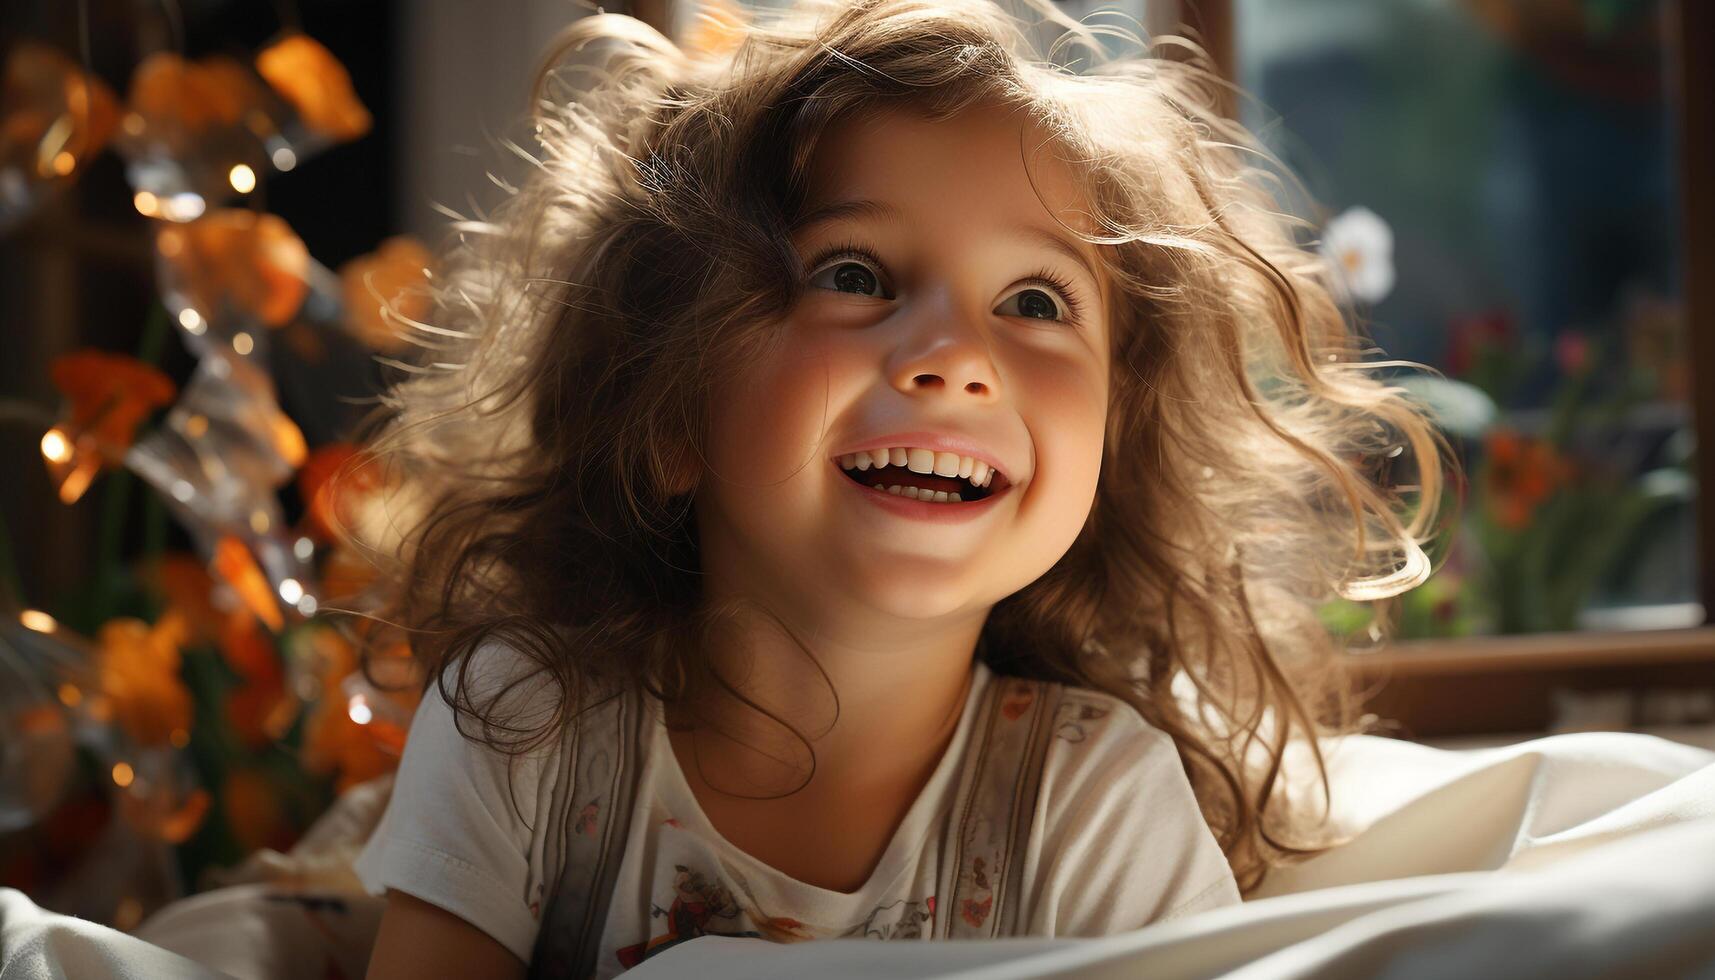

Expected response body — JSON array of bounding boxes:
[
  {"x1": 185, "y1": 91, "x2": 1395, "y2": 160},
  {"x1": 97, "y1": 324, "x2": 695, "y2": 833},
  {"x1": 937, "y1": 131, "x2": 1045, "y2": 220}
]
[{"x1": 350, "y1": 0, "x2": 1448, "y2": 976}]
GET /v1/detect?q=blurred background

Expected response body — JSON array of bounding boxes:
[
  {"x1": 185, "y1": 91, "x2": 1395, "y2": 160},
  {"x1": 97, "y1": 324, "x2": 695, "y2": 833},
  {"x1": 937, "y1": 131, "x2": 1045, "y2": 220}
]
[{"x1": 0, "y1": 0, "x2": 1710, "y2": 931}]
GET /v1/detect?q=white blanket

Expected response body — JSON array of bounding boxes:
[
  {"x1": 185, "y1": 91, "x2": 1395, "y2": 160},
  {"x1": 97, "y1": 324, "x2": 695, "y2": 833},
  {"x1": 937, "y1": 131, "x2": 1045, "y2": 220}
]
[
  {"x1": 622, "y1": 731, "x2": 1715, "y2": 979},
  {"x1": 628, "y1": 820, "x2": 1715, "y2": 979},
  {"x1": 2, "y1": 731, "x2": 1711, "y2": 980}
]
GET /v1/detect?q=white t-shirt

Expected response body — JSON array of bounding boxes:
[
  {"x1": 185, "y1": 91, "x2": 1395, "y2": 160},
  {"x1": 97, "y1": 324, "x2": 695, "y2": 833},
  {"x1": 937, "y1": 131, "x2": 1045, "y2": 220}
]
[{"x1": 354, "y1": 644, "x2": 1240, "y2": 977}]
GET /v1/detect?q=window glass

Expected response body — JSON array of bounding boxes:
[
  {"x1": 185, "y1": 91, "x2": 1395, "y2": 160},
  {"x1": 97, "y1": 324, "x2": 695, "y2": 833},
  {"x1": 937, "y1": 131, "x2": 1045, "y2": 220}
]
[{"x1": 1235, "y1": 0, "x2": 1695, "y2": 638}]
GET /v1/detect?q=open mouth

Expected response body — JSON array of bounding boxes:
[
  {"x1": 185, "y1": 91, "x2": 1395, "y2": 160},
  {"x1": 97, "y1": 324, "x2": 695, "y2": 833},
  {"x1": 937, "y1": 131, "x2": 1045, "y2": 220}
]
[{"x1": 834, "y1": 451, "x2": 1010, "y2": 503}]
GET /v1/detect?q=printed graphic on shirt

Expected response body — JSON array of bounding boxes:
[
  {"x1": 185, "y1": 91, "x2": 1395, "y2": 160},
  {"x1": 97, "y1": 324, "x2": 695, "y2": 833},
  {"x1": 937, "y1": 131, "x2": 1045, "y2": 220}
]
[
  {"x1": 1053, "y1": 695, "x2": 1113, "y2": 743},
  {"x1": 836, "y1": 896, "x2": 937, "y2": 940},
  {"x1": 575, "y1": 801, "x2": 599, "y2": 837},
  {"x1": 713, "y1": 859, "x2": 941, "y2": 944},
  {"x1": 958, "y1": 852, "x2": 1000, "y2": 928},
  {"x1": 750, "y1": 913, "x2": 815, "y2": 943},
  {"x1": 999, "y1": 681, "x2": 1036, "y2": 720},
  {"x1": 614, "y1": 864, "x2": 764, "y2": 968}
]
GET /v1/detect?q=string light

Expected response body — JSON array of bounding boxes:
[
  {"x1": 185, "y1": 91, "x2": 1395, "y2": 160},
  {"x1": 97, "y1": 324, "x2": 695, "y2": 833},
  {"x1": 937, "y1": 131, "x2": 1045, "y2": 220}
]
[
  {"x1": 278, "y1": 578, "x2": 304, "y2": 604},
  {"x1": 271, "y1": 147, "x2": 297, "y2": 171},
  {"x1": 232, "y1": 332, "x2": 254, "y2": 355},
  {"x1": 57, "y1": 465, "x2": 96, "y2": 505},
  {"x1": 347, "y1": 695, "x2": 373, "y2": 725},
  {"x1": 160, "y1": 192, "x2": 206, "y2": 222},
  {"x1": 133, "y1": 190, "x2": 159, "y2": 216},
  {"x1": 177, "y1": 308, "x2": 204, "y2": 334},
  {"x1": 20, "y1": 609, "x2": 58, "y2": 632},
  {"x1": 112, "y1": 762, "x2": 135, "y2": 788},
  {"x1": 39, "y1": 428, "x2": 71, "y2": 464},
  {"x1": 228, "y1": 164, "x2": 256, "y2": 193}
]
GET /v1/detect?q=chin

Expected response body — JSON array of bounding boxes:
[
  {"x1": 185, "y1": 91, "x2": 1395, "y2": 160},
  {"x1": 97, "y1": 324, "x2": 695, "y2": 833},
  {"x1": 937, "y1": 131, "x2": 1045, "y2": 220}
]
[{"x1": 846, "y1": 568, "x2": 990, "y2": 622}]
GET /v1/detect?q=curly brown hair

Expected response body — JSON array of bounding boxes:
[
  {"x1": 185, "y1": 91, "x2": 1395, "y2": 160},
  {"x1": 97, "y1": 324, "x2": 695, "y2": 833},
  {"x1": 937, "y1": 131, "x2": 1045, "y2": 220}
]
[{"x1": 339, "y1": 0, "x2": 1454, "y2": 895}]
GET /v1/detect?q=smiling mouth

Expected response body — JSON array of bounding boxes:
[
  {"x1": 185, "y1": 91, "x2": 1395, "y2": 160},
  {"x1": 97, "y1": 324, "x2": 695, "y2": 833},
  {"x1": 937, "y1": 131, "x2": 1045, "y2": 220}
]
[{"x1": 837, "y1": 460, "x2": 999, "y2": 502}]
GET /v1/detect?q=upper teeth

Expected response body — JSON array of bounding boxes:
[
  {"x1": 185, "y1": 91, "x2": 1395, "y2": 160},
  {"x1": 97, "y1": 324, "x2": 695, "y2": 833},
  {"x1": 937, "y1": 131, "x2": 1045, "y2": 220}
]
[{"x1": 836, "y1": 448, "x2": 996, "y2": 488}]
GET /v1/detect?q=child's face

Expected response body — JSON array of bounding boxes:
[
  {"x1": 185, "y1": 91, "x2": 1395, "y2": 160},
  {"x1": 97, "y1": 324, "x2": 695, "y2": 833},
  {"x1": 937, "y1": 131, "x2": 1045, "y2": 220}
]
[{"x1": 696, "y1": 102, "x2": 1110, "y2": 631}]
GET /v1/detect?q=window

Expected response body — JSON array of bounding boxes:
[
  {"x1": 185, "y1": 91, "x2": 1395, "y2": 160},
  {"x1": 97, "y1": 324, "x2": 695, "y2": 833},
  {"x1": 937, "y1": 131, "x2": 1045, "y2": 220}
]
[{"x1": 1230, "y1": 0, "x2": 1698, "y2": 642}]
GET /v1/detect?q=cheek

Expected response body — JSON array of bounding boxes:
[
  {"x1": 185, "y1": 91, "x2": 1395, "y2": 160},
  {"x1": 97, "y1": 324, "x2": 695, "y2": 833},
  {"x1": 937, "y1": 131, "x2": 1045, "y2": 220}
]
[
  {"x1": 1032, "y1": 353, "x2": 1108, "y2": 463},
  {"x1": 705, "y1": 333, "x2": 847, "y2": 488},
  {"x1": 1013, "y1": 358, "x2": 1108, "y2": 553}
]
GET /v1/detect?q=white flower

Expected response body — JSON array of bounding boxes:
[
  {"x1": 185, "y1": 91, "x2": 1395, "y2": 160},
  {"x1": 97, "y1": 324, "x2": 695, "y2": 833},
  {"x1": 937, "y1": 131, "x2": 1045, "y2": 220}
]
[{"x1": 1321, "y1": 206, "x2": 1396, "y2": 305}]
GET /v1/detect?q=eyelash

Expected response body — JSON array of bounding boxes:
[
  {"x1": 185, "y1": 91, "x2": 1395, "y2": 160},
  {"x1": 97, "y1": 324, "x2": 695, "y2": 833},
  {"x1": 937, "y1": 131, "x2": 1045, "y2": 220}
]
[{"x1": 803, "y1": 240, "x2": 1088, "y2": 326}]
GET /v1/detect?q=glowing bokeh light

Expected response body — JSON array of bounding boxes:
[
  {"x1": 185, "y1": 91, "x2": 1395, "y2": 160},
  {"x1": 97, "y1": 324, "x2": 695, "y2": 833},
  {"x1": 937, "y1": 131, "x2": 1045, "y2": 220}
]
[{"x1": 39, "y1": 429, "x2": 71, "y2": 463}]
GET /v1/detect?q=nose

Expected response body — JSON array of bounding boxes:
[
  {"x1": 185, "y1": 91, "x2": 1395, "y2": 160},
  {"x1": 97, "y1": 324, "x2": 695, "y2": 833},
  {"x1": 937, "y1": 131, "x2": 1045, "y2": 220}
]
[{"x1": 886, "y1": 296, "x2": 1001, "y2": 401}]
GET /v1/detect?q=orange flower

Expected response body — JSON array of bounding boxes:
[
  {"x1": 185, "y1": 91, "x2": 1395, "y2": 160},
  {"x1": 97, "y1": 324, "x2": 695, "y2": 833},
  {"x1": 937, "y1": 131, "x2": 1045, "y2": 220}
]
[
  {"x1": 255, "y1": 34, "x2": 371, "y2": 142},
  {"x1": 1483, "y1": 429, "x2": 1572, "y2": 530},
  {"x1": 297, "y1": 443, "x2": 383, "y2": 544},
  {"x1": 194, "y1": 57, "x2": 274, "y2": 127},
  {"x1": 48, "y1": 350, "x2": 177, "y2": 448},
  {"x1": 44, "y1": 350, "x2": 176, "y2": 503},
  {"x1": 219, "y1": 614, "x2": 294, "y2": 750},
  {"x1": 95, "y1": 612, "x2": 194, "y2": 748},
  {"x1": 145, "y1": 553, "x2": 294, "y2": 753},
  {"x1": 338, "y1": 236, "x2": 433, "y2": 353},
  {"x1": 139, "y1": 552, "x2": 227, "y2": 646},
  {"x1": 128, "y1": 52, "x2": 245, "y2": 134},
  {"x1": 156, "y1": 210, "x2": 310, "y2": 328},
  {"x1": 0, "y1": 41, "x2": 119, "y2": 180},
  {"x1": 300, "y1": 626, "x2": 417, "y2": 791},
  {"x1": 211, "y1": 535, "x2": 285, "y2": 631},
  {"x1": 303, "y1": 698, "x2": 398, "y2": 793}
]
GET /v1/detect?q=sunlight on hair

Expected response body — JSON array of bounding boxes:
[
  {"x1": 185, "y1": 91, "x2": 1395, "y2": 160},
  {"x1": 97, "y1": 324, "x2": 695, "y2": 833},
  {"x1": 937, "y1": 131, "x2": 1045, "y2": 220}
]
[{"x1": 1336, "y1": 537, "x2": 1431, "y2": 603}]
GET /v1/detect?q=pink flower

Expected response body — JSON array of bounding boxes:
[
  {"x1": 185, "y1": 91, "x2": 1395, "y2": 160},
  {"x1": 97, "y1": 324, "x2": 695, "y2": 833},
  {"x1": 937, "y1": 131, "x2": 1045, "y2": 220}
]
[{"x1": 1553, "y1": 331, "x2": 1591, "y2": 375}]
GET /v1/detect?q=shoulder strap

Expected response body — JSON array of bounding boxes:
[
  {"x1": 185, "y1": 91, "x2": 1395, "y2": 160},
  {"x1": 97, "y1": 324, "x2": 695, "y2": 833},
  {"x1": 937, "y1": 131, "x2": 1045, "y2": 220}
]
[
  {"x1": 935, "y1": 673, "x2": 1063, "y2": 940},
  {"x1": 528, "y1": 684, "x2": 647, "y2": 979}
]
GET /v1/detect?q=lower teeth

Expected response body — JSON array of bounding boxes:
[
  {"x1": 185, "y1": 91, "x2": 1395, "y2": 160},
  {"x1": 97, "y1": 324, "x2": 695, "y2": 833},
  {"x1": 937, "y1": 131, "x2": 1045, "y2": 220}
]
[{"x1": 884, "y1": 485, "x2": 963, "y2": 503}]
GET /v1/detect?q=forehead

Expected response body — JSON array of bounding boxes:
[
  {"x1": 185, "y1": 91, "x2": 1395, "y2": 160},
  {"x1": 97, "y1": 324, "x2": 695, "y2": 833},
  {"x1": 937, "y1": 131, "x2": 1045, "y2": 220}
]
[{"x1": 800, "y1": 101, "x2": 1102, "y2": 242}]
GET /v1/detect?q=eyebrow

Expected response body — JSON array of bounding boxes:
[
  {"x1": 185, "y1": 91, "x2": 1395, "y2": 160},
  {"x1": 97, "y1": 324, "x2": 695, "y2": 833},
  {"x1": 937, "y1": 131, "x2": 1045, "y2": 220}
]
[{"x1": 792, "y1": 197, "x2": 1102, "y2": 292}]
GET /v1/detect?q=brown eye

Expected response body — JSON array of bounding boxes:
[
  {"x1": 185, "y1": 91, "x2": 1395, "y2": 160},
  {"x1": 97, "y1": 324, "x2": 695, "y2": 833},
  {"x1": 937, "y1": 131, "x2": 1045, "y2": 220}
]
[
  {"x1": 996, "y1": 287, "x2": 1065, "y2": 321},
  {"x1": 834, "y1": 263, "x2": 878, "y2": 294},
  {"x1": 808, "y1": 254, "x2": 891, "y2": 298}
]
